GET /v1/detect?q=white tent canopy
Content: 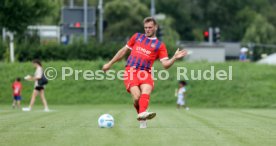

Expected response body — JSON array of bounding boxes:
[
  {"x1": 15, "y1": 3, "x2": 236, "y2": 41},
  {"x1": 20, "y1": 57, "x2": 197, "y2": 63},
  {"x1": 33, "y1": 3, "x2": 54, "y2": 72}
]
[{"x1": 258, "y1": 53, "x2": 276, "y2": 65}]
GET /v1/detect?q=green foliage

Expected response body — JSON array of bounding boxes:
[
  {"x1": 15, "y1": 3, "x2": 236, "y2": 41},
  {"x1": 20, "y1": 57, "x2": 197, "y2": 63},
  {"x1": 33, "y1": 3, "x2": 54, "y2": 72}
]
[
  {"x1": 0, "y1": 40, "x2": 5, "y2": 60},
  {"x1": 243, "y1": 14, "x2": 276, "y2": 44},
  {"x1": 0, "y1": 61, "x2": 275, "y2": 108},
  {"x1": 0, "y1": 39, "x2": 10, "y2": 62},
  {"x1": 141, "y1": 0, "x2": 276, "y2": 41},
  {"x1": 242, "y1": 14, "x2": 276, "y2": 60},
  {"x1": 264, "y1": 2, "x2": 276, "y2": 27},
  {"x1": 153, "y1": 0, "x2": 198, "y2": 40},
  {"x1": 196, "y1": 0, "x2": 272, "y2": 41},
  {"x1": 104, "y1": 0, "x2": 150, "y2": 40},
  {"x1": 2, "y1": 0, "x2": 276, "y2": 47},
  {"x1": 251, "y1": 46, "x2": 276, "y2": 61},
  {"x1": 0, "y1": 0, "x2": 53, "y2": 33},
  {"x1": 157, "y1": 16, "x2": 180, "y2": 45},
  {"x1": 234, "y1": 7, "x2": 257, "y2": 41},
  {"x1": 103, "y1": 0, "x2": 179, "y2": 53},
  {"x1": 14, "y1": 40, "x2": 123, "y2": 61},
  {"x1": 40, "y1": 0, "x2": 62, "y2": 25}
]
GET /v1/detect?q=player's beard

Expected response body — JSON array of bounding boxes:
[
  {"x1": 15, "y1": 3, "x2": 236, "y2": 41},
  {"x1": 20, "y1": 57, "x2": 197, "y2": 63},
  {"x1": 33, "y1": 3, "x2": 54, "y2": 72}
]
[{"x1": 146, "y1": 31, "x2": 156, "y2": 38}]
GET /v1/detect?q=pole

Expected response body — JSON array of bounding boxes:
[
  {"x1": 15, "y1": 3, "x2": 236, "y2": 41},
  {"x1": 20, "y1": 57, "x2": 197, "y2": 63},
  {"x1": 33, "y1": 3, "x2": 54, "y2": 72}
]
[
  {"x1": 151, "y1": 0, "x2": 155, "y2": 17},
  {"x1": 8, "y1": 32, "x2": 15, "y2": 63},
  {"x1": 208, "y1": 27, "x2": 213, "y2": 45},
  {"x1": 83, "y1": 0, "x2": 88, "y2": 43},
  {"x1": 70, "y1": 0, "x2": 74, "y2": 8},
  {"x1": 98, "y1": 0, "x2": 103, "y2": 43},
  {"x1": 68, "y1": 0, "x2": 74, "y2": 45},
  {"x1": 69, "y1": 0, "x2": 74, "y2": 8}
]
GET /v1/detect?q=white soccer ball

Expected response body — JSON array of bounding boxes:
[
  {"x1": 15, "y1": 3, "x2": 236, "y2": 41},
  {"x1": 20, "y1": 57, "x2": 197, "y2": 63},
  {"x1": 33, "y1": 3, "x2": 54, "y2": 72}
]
[{"x1": 98, "y1": 114, "x2": 114, "y2": 128}]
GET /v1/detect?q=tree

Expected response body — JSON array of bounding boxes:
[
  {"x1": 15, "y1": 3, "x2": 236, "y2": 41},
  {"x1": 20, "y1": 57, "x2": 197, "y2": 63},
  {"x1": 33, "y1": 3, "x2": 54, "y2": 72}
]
[
  {"x1": 0, "y1": 0, "x2": 53, "y2": 34},
  {"x1": 149, "y1": 0, "x2": 198, "y2": 40},
  {"x1": 242, "y1": 14, "x2": 276, "y2": 61},
  {"x1": 263, "y1": 1, "x2": 276, "y2": 27},
  {"x1": 195, "y1": 0, "x2": 270, "y2": 41},
  {"x1": 104, "y1": 0, "x2": 149, "y2": 40},
  {"x1": 40, "y1": 0, "x2": 63, "y2": 25},
  {"x1": 141, "y1": 0, "x2": 274, "y2": 41},
  {"x1": 156, "y1": 15, "x2": 180, "y2": 56},
  {"x1": 0, "y1": 0, "x2": 53, "y2": 62},
  {"x1": 156, "y1": 16, "x2": 179, "y2": 41},
  {"x1": 242, "y1": 14, "x2": 276, "y2": 44}
]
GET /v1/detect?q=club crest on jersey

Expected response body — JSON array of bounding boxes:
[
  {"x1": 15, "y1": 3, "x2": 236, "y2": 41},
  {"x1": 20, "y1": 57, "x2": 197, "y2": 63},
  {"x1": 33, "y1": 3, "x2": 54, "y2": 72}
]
[{"x1": 151, "y1": 43, "x2": 156, "y2": 48}]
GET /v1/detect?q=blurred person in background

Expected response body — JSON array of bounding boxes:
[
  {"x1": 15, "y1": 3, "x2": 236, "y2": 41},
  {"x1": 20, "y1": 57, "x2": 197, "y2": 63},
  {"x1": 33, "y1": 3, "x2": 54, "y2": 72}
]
[
  {"x1": 175, "y1": 81, "x2": 189, "y2": 110},
  {"x1": 239, "y1": 47, "x2": 248, "y2": 62},
  {"x1": 22, "y1": 59, "x2": 49, "y2": 112},
  {"x1": 12, "y1": 77, "x2": 22, "y2": 109}
]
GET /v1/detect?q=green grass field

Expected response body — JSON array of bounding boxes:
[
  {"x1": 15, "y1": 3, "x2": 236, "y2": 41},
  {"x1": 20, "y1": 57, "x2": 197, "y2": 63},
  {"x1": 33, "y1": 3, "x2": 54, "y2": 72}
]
[
  {"x1": 1, "y1": 61, "x2": 275, "y2": 145},
  {"x1": 0, "y1": 105, "x2": 275, "y2": 146}
]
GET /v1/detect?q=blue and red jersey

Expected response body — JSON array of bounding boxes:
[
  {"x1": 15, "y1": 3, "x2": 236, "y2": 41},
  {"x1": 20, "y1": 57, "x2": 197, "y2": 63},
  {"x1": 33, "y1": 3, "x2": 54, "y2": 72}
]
[{"x1": 125, "y1": 33, "x2": 168, "y2": 71}]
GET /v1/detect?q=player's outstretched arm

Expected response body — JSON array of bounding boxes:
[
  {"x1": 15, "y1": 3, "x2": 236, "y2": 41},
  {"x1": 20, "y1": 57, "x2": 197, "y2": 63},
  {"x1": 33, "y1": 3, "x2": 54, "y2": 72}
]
[
  {"x1": 102, "y1": 46, "x2": 130, "y2": 72},
  {"x1": 161, "y1": 48, "x2": 188, "y2": 69},
  {"x1": 26, "y1": 76, "x2": 41, "y2": 81}
]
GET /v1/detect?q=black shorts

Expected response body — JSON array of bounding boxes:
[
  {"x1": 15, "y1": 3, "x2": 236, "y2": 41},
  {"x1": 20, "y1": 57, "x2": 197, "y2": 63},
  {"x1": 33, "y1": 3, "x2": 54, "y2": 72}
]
[{"x1": 35, "y1": 86, "x2": 44, "y2": 91}]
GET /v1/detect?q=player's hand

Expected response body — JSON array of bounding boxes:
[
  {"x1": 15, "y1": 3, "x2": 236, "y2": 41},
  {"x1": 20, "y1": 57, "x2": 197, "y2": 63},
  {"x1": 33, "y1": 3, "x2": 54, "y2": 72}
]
[
  {"x1": 173, "y1": 48, "x2": 188, "y2": 60},
  {"x1": 102, "y1": 63, "x2": 112, "y2": 72}
]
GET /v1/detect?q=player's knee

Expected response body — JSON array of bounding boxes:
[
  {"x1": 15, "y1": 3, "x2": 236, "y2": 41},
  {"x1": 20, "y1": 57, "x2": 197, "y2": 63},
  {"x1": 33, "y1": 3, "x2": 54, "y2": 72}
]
[
  {"x1": 132, "y1": 93, "x2": 140, "y2": 101},
  {"x1": 134, "y1": 94, "x2": 140, "y2": 101}
]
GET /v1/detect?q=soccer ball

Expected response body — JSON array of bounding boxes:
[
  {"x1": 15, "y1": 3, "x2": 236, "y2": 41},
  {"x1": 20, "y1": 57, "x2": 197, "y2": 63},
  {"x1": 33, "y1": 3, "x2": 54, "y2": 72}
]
[{"x1": 98, "y1": 114, "x2": 114, "y2": 128}]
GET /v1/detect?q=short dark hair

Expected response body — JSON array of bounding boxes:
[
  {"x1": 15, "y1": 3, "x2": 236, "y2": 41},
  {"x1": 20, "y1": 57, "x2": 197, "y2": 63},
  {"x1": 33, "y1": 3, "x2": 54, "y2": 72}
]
[
  {"x1": 32, "y1": 59, "x2": 42, "y2": 66},
  {"x1": 16, "y1": 77, "x2": 21, "y2": 82},
  {"x1": 179, "y1": 81, "x2": 187, "y2": 86},
  {"x1": 143, "y1": 17, "x2": 157, "y2": 25}
]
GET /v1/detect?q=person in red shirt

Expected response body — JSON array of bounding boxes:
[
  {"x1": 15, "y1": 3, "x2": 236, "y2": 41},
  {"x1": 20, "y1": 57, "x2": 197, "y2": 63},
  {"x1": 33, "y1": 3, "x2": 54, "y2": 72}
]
[
  {"x1": 12, "y1": 77, "x2": 22, "y2": 109},
  {"x1": 102, "y1": 17, "x2": 188, "y2": 128}
]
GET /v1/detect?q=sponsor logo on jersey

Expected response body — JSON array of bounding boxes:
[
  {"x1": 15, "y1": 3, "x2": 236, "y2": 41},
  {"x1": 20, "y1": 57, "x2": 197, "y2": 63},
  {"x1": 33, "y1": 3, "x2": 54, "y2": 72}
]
[{"x1": 136, "y1": 47, "x2": 151, "y2": 55}]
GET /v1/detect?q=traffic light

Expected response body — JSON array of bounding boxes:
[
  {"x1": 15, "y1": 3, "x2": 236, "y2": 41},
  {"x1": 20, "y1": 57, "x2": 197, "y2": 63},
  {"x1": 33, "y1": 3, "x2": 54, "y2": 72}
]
[
  {"x1": 69, "y1": 22, "x2": 82, "y2": 28},
  {"x1": 203, "y1": 31, "x2": 209, "y2": 42},
  {"x1": 203, "y1": 27, "x2": 220, "y2": 43},
  {"x1": 213, "y1": 27, "x2": 220, "y2": 42},
  {"x1": 74, "y1": 22, "x2": 81, "y2": 28}
]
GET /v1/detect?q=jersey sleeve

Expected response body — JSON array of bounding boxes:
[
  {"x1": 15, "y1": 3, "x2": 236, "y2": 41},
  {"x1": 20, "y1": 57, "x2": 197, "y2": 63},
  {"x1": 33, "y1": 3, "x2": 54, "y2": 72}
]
[
  {"x1": 158, "y1": 43, "x2": 169, "y2": 61},
  {"x1": 126, "y1": 33, "x2": 138, "y2": 50}
]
